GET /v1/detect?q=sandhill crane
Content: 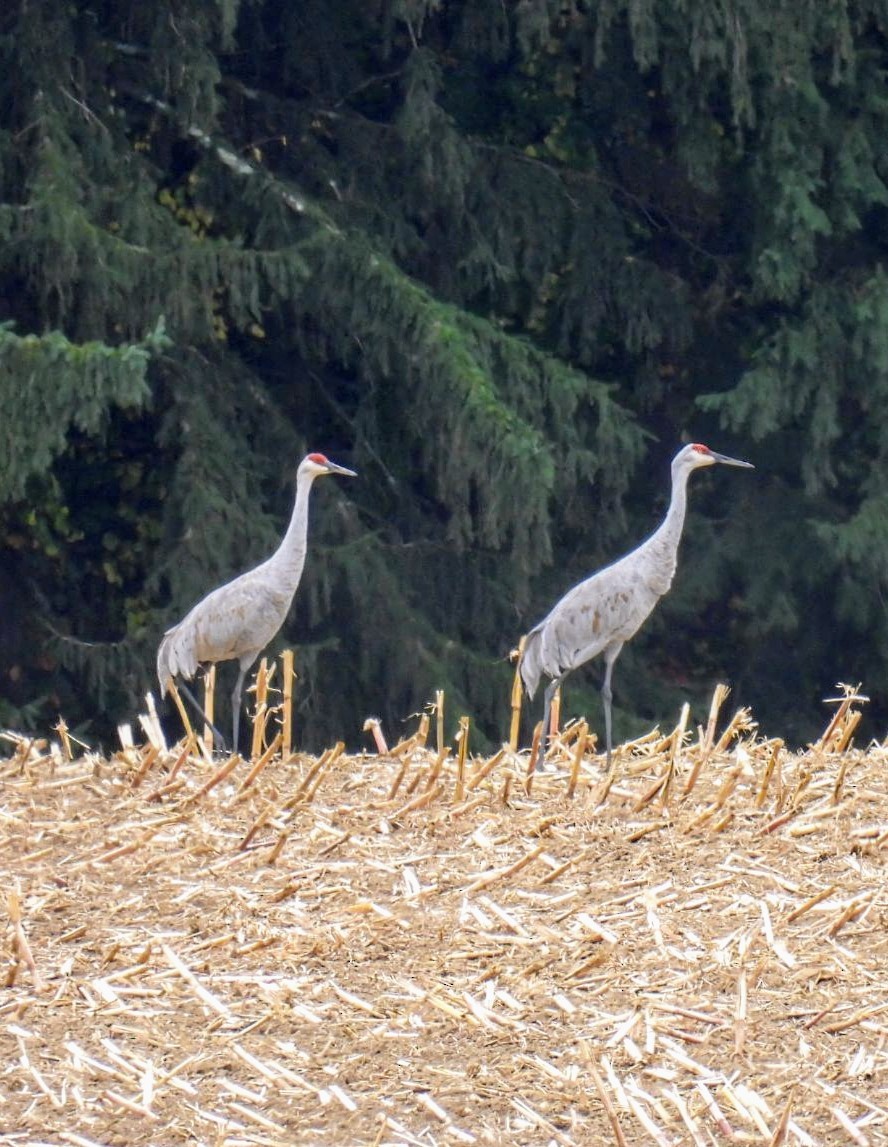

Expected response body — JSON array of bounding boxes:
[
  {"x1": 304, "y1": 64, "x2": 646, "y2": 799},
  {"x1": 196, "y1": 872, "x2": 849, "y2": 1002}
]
[
  {"x1": 520, "y1": 443, "x2": 753, "y2": 771},
  {"x1": 157, "y1": 452, "x2": 356, "y2": 750}
]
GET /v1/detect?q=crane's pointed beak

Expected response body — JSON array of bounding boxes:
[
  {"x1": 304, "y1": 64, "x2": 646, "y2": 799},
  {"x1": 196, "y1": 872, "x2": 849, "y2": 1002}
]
[
  {"x1": 711, "y1": 452, "x2": 754, "y2": 469},
  {"x1": 325, "y1": 461, "x2": 357, "y2": 477}
]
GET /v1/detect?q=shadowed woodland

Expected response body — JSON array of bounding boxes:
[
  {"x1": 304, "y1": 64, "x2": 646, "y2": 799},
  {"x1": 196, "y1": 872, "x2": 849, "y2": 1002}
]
[{"x1": 3, "y1": 0, "x2": 888, "y2": 751}]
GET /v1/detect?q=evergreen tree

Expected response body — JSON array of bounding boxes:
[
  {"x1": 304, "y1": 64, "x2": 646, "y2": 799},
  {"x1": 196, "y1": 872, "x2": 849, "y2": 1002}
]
[{"x1": 2, "y1": 0, "x2": 888, "y2": 748}]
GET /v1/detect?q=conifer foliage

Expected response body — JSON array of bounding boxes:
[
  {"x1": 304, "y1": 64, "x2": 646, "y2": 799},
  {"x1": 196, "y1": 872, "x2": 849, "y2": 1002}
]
[{"x1": 2, "y1": 0, "x2": 888, "y2": 745}]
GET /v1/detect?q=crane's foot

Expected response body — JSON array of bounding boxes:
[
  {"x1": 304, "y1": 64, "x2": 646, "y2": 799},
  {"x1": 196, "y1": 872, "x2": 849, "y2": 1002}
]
[{"x1": 533, "y1": 748, "x2": 564, "y2": 774}]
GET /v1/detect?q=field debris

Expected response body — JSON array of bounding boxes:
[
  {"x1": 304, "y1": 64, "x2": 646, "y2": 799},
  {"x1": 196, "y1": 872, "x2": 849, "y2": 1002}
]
[{"x1": 2, "y1": 674, "x2": 887, "y2": 1144}]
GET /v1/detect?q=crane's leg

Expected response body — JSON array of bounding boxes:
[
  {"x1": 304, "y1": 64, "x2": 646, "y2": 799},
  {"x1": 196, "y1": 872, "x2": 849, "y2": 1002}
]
[
  {"x1": 231, "y1": 663, "x2": 249, "y2": 754},
  {"x1": 536, "y1": 676, "x2": 564, "y2": 772},
  {"x1": 176, "y1": 679, "x2": 228, "y2": 753},
  {"x1": 601, "y1": 645, "x2": 623, "y2": 771}
]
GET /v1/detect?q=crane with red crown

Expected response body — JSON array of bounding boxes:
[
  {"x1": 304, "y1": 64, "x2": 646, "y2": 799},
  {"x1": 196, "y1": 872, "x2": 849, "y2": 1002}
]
[
  {"x1": 520, "y1": 443, "x2": 753, "y2": 771},
  {"x1": 157, "y1": 452, "x2": 356, "y2": 750}
]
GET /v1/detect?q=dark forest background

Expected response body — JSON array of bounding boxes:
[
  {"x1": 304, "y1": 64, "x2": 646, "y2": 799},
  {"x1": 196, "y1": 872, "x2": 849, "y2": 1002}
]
[{"x1": 2, "y1": 0, "x2": 888, "y2": 753}]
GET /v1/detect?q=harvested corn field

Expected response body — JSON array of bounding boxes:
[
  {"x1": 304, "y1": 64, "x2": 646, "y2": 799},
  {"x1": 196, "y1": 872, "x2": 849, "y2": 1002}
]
[{"x1": 2, "y1": 680, "x2": 888, "y2": 1146}]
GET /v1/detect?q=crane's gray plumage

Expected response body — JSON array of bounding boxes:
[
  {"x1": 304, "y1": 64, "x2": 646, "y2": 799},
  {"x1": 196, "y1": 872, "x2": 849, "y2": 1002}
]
[
  {"x1": 157, "y1": 452, "x2": 356, "y2": 750},
  {"x1": 520, "y1": 442, "x2": 753, "y2": 771}
]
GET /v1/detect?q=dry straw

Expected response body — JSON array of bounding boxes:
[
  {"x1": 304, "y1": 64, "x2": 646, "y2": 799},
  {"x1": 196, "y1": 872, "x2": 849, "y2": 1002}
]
[
  {"x1": 1, "y1": 671, "x2": 886, "y2": 1143},
  {"x1": 202, "y1": 662, "x2": 216, "y2": 755}
]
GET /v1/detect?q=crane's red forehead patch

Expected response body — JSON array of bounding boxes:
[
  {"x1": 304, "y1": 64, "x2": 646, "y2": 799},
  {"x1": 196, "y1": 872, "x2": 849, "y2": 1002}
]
[
  {"x1": 307, "y1": 452, "x2": 329, "y2": 464},
  {"x1": 692, "y1": 443, "x2": 712, "y2": 454}
]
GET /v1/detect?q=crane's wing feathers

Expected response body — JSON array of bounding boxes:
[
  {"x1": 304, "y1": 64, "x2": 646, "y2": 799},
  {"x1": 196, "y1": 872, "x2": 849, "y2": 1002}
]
[
  {"x1": 520, "y1": 561, "x2": 662, "y2": 694},
  {"x1": 156, "y1": 573, "x2": 294, "y2": 691}
]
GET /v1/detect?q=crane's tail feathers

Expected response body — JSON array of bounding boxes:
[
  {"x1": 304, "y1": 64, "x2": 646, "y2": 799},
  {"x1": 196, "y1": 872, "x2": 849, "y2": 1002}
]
[
  {"x1": 156, "y1": 639, "x2": 171, "y2": 695},
  {"x1": 519, "y1": 628, "x2": 544, "y2": 700},
  {"x1": 156, "y1": 624, "x2": 198, "y2": 695}
]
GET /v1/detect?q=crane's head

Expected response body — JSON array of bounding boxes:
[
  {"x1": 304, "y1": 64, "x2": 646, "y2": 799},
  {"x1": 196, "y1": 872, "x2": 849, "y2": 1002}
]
[
  {"x1": 299, "y1": 452, "x2": 357, "y2": 479},
  {"x1": 674, "y1": 442, "x2": 754, "y2": 473}
]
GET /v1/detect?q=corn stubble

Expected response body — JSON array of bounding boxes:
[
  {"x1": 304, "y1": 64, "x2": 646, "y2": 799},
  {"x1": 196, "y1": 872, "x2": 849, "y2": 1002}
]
[{"x1": 1, "y1": 668, "x2": 885, "y2": 1145}]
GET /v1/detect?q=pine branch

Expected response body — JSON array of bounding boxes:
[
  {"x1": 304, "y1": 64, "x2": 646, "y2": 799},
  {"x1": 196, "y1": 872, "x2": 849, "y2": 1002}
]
[{"x1": 112, "y1": 80, "x2": 643, "y2": 556}]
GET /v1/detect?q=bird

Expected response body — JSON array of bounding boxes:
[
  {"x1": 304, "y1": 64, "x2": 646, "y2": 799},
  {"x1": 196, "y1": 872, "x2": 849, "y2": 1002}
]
[
  {"x1": 519, "y1": 442, "x2": 753, "y2": 772},
  {"x1": 157, "y1": 452, "x2": 356, "y2": 751}
]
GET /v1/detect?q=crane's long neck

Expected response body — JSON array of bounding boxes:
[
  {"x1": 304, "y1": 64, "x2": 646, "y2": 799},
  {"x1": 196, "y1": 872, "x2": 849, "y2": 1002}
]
[
  {"x1": 659, "y1": 463, "x2": 691, "y2": 550},
  {"x1": 268, "y1": 472, "x2": 316, "y2": 593},
  {"x1": 644, "y1": 462, "x2": 692, "y2": 584}
]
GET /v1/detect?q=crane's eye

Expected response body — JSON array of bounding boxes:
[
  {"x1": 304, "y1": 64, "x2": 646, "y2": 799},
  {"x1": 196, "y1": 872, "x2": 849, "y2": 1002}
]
[
  {"x1": 691, "y1": 443, "x2": 711, "y2": 454},
  {"x1": 307, "y1": 452, "x2": 328, "y2": 465}
]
